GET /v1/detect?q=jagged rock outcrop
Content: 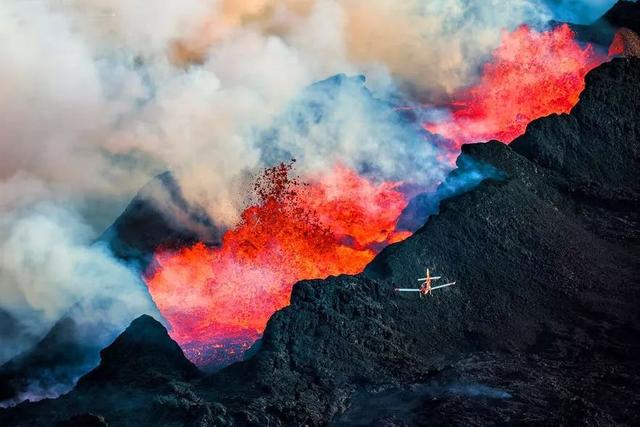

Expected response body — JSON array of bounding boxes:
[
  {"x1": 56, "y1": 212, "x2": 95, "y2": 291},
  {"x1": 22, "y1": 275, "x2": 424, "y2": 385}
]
[
  {"x1": 511, "y1": 56, "x2": 639, "y2": 190},
  {"x1": 1, "y1": 56, "x2": 639, "y2": 427},
  {"x1": 77, "y1": 315, "x2": 200, "y2": 389},
  {"x1": 601, "y1": 0, "x2": 640, "y2": 35},
  {"x1": 99, "y1": 172, "x2": 220, "y2": 270},
  {"x1": 0, "y1": 316, "x2": 215, "y2": 427},
  {"x1": 56, "y1": 413, "x2": 108, "y2": 427}
]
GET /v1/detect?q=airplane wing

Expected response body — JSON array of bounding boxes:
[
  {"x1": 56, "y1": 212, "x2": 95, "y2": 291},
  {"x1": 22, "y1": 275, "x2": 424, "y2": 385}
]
[
  {"x1": 394, "y1": 288, "x2": 421, "y2": 292},
  {"x1": 430, "y1": 282, "x2": 456, "y2": 290},
  {"x1": 418, "y1": 276, "x2": 441, "y2": 281}
]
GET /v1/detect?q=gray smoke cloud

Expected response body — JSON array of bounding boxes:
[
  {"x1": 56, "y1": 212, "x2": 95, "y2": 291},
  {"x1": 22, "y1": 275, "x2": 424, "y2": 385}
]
[
  {"x1": 0, "y1": 0, "x2": 562, "y2": 227},
  {"x1": 0, "y1": 176, "x2": 158, "y2": 405},
  {"x1": 0, "y1": 195, "x2": 158, "y2": 365}
]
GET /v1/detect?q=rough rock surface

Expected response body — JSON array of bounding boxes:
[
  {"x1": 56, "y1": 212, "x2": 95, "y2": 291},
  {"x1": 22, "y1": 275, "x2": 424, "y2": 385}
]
[
  {"x1": 56, "y1": 413, "x2": 108, "y2": 427},
  {"x1": 99, "y1": 171, "x2": 220, "y2": 270},
  {"x1": 0, "y1": 317, "x2": 97, "y2": 405},
  {"x1": 77, "y1": 315, "x2": 201, "y2": 389},
  {"x1": 230, "y1": 58, "x2": 640, "y2": 426},
  {"x1": 1, "y1": 56, "x2": 639, "y2": 427},
  {"x1": 0, "y1": 316, "x2": 212, "y2": 427}
]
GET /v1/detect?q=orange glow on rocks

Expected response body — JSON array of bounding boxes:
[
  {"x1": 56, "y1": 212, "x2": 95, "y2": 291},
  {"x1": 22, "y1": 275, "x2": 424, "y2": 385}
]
[
  {"x1": 608, "y1": 28, "x2": 640, "y2": 57},
  {"x1": 145, "y1": 163, "x2": 408, "y2": 366},
  {"x1": 424, "y1": 24, "x2": 606, "y2": 147}
]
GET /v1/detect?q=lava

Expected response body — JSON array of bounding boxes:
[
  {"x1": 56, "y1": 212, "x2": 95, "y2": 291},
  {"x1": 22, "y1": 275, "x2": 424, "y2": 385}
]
[
  {"x1": 146, "y1": 24, "x2": 609, "y2": 369},
  {"x1": 424, "y1": 24, "x2": 606, "y2": 147},
  {"x1": 145, "y1": 163, "x2": 409, "y2": 367}
]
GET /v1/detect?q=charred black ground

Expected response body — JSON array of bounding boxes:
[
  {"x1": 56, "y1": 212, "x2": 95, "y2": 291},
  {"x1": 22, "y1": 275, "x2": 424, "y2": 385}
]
[{"x1": 1, "y1": 53, "x2": 638, "y2": 426}]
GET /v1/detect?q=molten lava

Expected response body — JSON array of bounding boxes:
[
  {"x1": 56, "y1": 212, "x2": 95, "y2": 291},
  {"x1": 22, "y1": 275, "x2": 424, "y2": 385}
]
[
  {"x1": 424, "y1": 24, "x2": 606, "y2": 147},
  {"x1": 145, "y1": 163, "x2": 409, "y2": 366},
  {"x1": 146, "y1": 24, "x2": 612, "y2": 369}
]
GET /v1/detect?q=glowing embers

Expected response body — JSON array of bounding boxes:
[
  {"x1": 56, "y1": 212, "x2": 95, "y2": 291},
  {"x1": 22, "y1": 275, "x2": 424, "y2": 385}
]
[
  {"x1": 145, "y1": 163, "x2": 409, "y2": 367},
  {"x1": 609, "y1": 28, "x2": 640, "y2": 57},
  {"x1": 424, "y1": 24, "x2": 606, "y2": 147}
]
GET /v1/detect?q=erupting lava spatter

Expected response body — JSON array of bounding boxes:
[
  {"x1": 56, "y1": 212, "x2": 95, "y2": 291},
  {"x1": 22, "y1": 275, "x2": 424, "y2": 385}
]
[
  {"x1": 145, "y1": 163, "x2": 410, "y2": 366},
  {"x1": 425, "y1": 24, "x2": 607, "y2": 147},
  {"x1": 145, "y1": 24, "x2": 610, "y2": 369}
]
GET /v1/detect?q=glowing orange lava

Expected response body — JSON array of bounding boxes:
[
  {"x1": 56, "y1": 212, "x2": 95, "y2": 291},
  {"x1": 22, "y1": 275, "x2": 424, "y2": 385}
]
[
  {"x1": 424, "y1": 24, "x2": 606, "y2": 147},
  {"x1": 145, "y1": 163, "x2": 409, "y2": 366}
]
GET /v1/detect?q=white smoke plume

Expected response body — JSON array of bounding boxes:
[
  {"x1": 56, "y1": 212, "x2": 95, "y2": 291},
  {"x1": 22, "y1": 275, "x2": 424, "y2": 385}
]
[
  {"x1": 0, "y1": 0, "x2": 562, "y2": 227},
  {"x1": 0, "y1": 190, "x2": 157, "y2": 365}
]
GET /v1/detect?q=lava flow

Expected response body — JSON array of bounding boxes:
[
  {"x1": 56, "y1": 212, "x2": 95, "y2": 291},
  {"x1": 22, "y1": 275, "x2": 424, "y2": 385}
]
[
  {"x1": 145, "y1": 163, "x2": 410, "y2": 367},
  {"x1": 424, "y1": 24, "x2": 607, "y2": 147},
  {"x1": 146, "y1": 24, "x2": 609, "y2": 370}
]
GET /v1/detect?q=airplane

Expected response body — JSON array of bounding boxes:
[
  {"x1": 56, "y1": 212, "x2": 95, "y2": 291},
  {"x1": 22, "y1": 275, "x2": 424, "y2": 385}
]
[{"x1": 394, "y1": 268, "x2": 456, "y2": 297}]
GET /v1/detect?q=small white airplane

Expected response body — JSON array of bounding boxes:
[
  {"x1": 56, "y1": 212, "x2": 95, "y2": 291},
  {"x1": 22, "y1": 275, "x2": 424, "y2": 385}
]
[{"x1": 394, "y1": 268, "x2": 456, "y2": 297}]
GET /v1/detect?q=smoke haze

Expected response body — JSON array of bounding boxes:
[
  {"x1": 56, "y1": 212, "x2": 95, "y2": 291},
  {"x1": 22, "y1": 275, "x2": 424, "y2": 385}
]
[
  {"x1": 0, "y1": 197, "x2": 157, "y2": 365},
  {"x1": 1, "y1": 0, "x2": 566, "y2": 226}
]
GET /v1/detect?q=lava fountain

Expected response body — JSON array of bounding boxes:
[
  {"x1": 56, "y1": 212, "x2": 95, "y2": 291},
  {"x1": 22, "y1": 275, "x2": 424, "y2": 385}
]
[
  {"x1": 145, "y1": 24, "x2": 609, "y2": 369},
  {"x1": 145, "y1": 162, "x2": 410, "y2": 367},
  {"x1": 424, "y1": 24, "x2": 607, "y2": 147}
]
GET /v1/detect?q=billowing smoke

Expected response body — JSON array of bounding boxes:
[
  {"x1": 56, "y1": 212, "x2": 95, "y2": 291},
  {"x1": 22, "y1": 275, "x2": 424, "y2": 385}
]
[
  {"x1": 1, "y1": 0, "x2": 566, "y2": 228},
  {"x1": 0, "y1": 191, "x2": 157, "y2": 365},
  {"x1": 0, "y1": 0, "x2": 605, "y2": 403}
]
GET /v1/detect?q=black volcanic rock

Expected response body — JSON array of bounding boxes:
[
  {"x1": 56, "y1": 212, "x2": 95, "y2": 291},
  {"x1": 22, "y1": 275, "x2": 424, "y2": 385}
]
[
  {"x1": 0, "y1": 317, "x2": 97, "y2": 404},
  {"x1": 0, "y1": 172, "x2": 221, "y2": 405},
  {"x1": 602, "y1": 0, "x2": 640, "y2": 34},
  {"x1": 77, "y1": 315, "x2": 200, "y2": 389},
  {"x1": 511, "y1": 56, "x2": 640, "y2": 190},
  {"x1": 99, "y1": 171, "x2": 220, "y2": 270},
  {"x1": 1, "y1": 57, "x2": 639, "y2": 426},
  {"x1": 0, "y1": 316, "x2": 212, "y2": 427},
  {"x1": 56, "y1": 413, "x2": 108, "y2": 427}
]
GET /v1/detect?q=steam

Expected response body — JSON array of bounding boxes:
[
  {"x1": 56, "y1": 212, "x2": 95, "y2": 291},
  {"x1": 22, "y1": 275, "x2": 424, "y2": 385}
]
[
  {"x1": 0, "y1": 176, "x2": 158, "y2": 404},
  {"x1": 1, "y1": 0, "x2": 569, "y2": 228},
  {"x1": 0, "y1": 197, "x2": 157, "y2": 365}
]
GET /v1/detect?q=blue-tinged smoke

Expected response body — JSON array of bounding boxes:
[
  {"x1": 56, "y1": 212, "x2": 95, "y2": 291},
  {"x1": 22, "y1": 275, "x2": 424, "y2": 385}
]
[{"x1": 0, "y1": 201, "x2": 159, "y2": 406}]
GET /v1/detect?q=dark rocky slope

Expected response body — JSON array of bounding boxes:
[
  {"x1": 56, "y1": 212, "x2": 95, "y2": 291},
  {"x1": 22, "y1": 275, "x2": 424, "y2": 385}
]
[
  {"x1": 76, "y1": 315, "x2": 200, "y2": 389},
  {"x1": 0, "y1": 166, "x2": 222, "y2": 407},
  {"x1": 0, "y1": 171, "x2": 220, "y2": 405},
  {"x1": 1, "y1": 57, "x2": 639, "y2": 426},
  {"x1": 0, "y1": 318, "x2": 97, "y2": 405},
  {"x1": 99, "y1": 171, "x2": 221, "y2": 270}
]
